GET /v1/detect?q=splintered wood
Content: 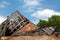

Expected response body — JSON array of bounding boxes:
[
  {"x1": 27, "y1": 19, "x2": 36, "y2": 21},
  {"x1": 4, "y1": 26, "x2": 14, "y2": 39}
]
[{"x1": 1, "y1": 35, "x2": 60, "y2": 40}]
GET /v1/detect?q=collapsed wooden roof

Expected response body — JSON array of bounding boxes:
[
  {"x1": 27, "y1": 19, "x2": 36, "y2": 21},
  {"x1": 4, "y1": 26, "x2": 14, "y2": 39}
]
[
  {"x1": 0, "y1": 10, "x2": 56, "y2": 36},
  {"x1": 0, "y1": 10, "x2": 38, "y2": 36}
]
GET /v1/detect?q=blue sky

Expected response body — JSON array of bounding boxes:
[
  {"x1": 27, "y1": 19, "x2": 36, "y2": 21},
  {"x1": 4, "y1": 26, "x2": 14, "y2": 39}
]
[{"x1": 0, "y1": 0, "x2": 60, "y2": 24}]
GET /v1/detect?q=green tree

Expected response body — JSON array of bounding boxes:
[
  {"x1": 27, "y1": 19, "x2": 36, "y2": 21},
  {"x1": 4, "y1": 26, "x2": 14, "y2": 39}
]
[
  {"x1": 37, "y1": 15, "x2": 60, "y2": 32},
  {"x1": 37, "y1": 19, "x2": 48, "y2": 28},
  {"x1": 48, "y1": 15, "x2": 60, "y2": 32}
]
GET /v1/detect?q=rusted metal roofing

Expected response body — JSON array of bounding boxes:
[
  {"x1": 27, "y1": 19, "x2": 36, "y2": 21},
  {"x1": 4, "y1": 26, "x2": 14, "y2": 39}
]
[
  {"x1": 0, "y1": 10, "x2": 38, "y2": 36},
  {"x1": 0, "y1": 10, "x2": 57, "y2": 36}
]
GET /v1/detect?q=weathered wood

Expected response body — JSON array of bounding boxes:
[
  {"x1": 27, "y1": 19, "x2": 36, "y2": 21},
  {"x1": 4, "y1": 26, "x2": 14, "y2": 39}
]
[
  {"x1": 0, "y1": 10, "x2": 38, "y2": 36},
  {"x1": 0, "y1": 10, "x2": 57, "y2": 36}
]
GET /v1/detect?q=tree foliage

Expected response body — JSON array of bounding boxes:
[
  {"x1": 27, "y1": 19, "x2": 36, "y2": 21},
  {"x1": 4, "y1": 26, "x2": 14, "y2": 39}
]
[
  {"x1": 37, "y1": 20, "x2": 48, "y2": 28},
  {"x1": 37, "y1": 15, "x2": 60, "y2": 32}
]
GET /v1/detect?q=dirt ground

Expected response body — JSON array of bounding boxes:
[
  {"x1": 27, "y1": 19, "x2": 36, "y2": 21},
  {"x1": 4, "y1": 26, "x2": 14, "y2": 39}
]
[{"x1": 1, "y1": 35, "x2": 60, "y2": 40}]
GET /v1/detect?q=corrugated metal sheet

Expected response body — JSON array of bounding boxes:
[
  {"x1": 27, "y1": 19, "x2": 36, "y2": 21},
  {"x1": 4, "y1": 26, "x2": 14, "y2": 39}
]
[{"x1": 42, "y1": 27, "x2": 56, "y2": 35}]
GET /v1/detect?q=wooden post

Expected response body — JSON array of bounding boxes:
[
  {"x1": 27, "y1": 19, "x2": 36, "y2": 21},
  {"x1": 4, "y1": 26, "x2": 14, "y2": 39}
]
[{"x1": 0, "y1": 37, "x2": 1, "y2": 40}]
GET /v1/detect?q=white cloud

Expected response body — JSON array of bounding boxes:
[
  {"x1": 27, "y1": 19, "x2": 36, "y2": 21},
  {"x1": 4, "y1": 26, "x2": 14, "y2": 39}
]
[
  {"x1": 20, "y1": 0, "x2": 44, "y2": 13},
  {"x1": 31, "y1": 9, "x2": 60, "y2": 20},
  {"x1": 0, "y1": 16, "x2": 6, "y2": 24},
  {"x1": 0, "y1": 1, "x2": 10, "y2": 8},
  {"x1": 22, "y1": 6, "x2": 35, "y2": 12},
  {"x1": 32, "y1": 20, "x2": 39, "y2": 24},
  {"x1": 24, "y1": 0, "x2": 40, "y2": 6}
]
